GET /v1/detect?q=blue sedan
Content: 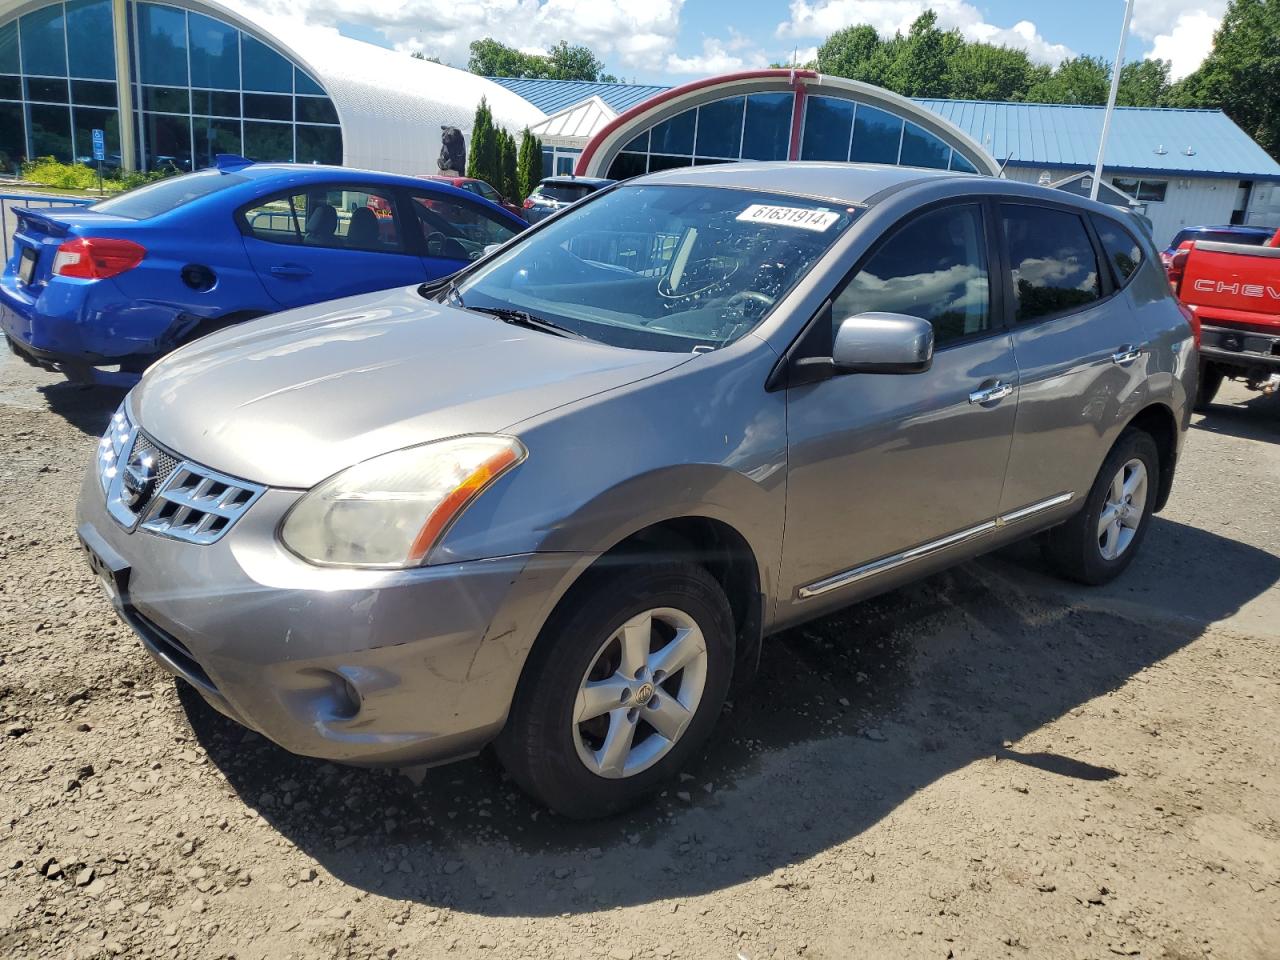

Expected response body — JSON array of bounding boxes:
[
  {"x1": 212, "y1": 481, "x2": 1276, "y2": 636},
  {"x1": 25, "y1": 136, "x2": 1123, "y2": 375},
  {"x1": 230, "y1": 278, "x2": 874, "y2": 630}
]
[{"x1": 0, "y1": 157, "x2": 526, "y2": 385}]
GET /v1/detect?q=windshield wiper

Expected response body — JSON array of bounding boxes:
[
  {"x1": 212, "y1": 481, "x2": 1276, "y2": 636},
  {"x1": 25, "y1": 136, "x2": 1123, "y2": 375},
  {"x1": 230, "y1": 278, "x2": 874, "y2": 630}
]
[{"x1": 466, "y1": 305, "x2": 590, "y2": 341}]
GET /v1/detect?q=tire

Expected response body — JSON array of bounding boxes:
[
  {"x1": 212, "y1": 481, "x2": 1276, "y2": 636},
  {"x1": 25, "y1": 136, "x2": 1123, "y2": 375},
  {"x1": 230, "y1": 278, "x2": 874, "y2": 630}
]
[
  {"x1": 1194, "y1": 363, "x2": 1224, "y2": 411},
  {"x1": 1042, "y1": 429, "x2": 1160, "y2": 586},
  {"x1": 495, "y1": 562, "x2": 734, "y2": 819}
]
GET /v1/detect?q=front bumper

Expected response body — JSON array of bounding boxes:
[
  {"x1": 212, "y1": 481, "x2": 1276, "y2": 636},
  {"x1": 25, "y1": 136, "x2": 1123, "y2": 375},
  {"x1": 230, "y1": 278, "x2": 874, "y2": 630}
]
[{"x1": 75, "y1": 458, "x2": 579, "y2": 766}]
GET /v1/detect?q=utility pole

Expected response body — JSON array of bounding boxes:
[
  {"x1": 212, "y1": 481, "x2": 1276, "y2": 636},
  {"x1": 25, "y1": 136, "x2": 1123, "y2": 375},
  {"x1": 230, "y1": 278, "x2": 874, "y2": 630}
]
[{"x1": 1091, "y1": 0, "x2": 1135, "y2": 201}]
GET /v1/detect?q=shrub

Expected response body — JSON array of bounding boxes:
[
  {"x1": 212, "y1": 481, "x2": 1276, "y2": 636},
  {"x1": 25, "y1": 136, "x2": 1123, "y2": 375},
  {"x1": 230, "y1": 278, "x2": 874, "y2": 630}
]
[{"x1": 20, "y1": 157, "x2": 180, "y2": 193}]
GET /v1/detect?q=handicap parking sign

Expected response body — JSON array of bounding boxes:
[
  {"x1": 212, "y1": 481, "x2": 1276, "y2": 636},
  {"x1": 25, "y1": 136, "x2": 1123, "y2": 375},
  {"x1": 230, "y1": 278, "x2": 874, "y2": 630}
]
[{"x1": 91, "y1": 128, "x2": 105, "y2": 161}]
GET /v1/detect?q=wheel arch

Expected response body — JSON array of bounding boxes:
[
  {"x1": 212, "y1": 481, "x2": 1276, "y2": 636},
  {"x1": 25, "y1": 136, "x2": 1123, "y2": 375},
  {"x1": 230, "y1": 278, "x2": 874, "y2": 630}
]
[{"x1": 1123, "y1": 401, "x2": 1180, "y2": 513}]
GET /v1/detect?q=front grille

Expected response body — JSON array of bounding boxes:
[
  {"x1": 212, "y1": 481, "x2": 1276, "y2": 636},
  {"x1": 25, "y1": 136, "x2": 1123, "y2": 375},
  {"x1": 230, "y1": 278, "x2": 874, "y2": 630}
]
[{"x1": 127, "y1": 433, "x2": 182, "y2": 517}]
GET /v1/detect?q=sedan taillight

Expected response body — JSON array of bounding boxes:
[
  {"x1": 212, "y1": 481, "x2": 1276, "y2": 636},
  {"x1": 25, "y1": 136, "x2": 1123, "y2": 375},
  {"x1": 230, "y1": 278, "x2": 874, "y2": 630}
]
[{"x1": 53, "y1": 237, "x2": 146, "y2": 280}]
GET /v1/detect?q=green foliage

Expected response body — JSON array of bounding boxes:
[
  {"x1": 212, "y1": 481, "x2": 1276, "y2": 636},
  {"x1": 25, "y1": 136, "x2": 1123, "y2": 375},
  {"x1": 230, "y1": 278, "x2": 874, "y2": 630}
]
[
  {"x1": 943, "y1": 43, "x2": 1040, "y2": 101},
  {"x1": 1170, "y1": 0, "x2": 1280, "y2": 159},
  {"x1": 20, "y1": 157, "x2": 174, "y2": 193},
  {"x1": 1117, "y1": 59, "x2": 1171, "y2": 106},
  {"x1": 468, "y1": 37, "x2": 615, "y2": 81},
  {"x1": 516, "y1": 127, "x2": 542, "y2": 203},
  {"x1": 497, "y1": 128, "x2": 518, "y2": 200},
  {"x1": 1025, "y1": 55, "x2": 1111, "y2": 104},
  {"x1": 466, "y1": 97, "x2": 501, "y2": 186}
]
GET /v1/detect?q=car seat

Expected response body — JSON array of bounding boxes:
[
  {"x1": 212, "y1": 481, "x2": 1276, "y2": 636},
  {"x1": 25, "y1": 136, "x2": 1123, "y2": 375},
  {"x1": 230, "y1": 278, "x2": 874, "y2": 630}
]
[
  {"x1": 305, "y1": 203, "x2": 337, "y2": 244},
  {"x1": 347, "y1": 208, "x2": 381, "y2": 249}
]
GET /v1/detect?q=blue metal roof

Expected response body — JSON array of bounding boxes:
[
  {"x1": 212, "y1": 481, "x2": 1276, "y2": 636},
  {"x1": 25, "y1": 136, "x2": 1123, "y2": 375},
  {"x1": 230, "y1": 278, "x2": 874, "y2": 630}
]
[
  {"x1": 487, "y1": 77, "x2": 669, "y2": 116},
  {"x1": 492, "y1": 77, "x2": 1280, "y2": 180},
  {"x1": 916, "y1": 99, "x2": 1280, "y2": 179}
]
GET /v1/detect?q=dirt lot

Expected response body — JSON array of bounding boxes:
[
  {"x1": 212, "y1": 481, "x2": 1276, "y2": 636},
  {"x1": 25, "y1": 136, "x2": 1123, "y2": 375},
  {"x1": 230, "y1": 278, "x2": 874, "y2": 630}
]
[{"x1": 2, "y1": 349, "x2": 1279, "y2": 960}]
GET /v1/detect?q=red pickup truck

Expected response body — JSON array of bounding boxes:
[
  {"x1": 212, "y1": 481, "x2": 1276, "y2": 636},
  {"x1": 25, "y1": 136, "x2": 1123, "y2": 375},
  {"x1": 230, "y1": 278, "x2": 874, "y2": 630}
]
[{"x1": 1169, "y1": 229, "x2": 1280, "y2": 407}]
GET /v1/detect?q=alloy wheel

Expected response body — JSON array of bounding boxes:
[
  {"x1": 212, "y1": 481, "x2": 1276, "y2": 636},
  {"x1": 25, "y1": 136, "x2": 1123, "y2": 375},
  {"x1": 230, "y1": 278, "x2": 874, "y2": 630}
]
[
  {"x1": 572, "y1": 607, "x2": 709, "y2": 779},
  {"x1": 1097, "y1": 457, "x2": 1148, "y2": 561}
]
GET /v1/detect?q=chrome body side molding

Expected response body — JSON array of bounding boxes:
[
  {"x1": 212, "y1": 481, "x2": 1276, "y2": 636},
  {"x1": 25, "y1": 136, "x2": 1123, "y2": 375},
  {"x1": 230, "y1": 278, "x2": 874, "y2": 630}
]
[{"x1": 797, "y1": 492, "x2": 1075, "y2": 599}]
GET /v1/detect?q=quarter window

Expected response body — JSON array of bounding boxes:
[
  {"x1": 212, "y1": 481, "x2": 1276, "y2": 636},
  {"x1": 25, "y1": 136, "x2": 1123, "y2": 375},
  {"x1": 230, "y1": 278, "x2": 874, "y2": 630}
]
[
  {"x1": 1093, "y1": 217, "x2": 1144, "y2": 284},
  {"x1": 834, "y1": 204, "x2": 990, "y2": 347},
  {"x1": 243, "y1": 188, "x2": 402, "y2": 252},
  {"x1": 408, "y1": 193, "x2": 518, "y2": 261},
  {"x1": 1001, "y1": 204, "x2": 1102, "y2": 323}
]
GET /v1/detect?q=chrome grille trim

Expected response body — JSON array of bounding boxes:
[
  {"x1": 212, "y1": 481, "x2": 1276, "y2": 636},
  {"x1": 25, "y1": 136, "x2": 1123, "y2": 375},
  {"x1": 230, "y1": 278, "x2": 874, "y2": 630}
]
[{"x1": 138, "y1": 460, "x2": 266, "y2": 545}]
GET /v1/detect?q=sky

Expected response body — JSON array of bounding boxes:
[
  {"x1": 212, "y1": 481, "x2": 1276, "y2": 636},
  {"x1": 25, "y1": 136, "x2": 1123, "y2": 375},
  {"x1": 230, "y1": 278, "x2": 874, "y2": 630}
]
[{"x1": 241, "y1": 0, "x2": 1231, "y2": 87}]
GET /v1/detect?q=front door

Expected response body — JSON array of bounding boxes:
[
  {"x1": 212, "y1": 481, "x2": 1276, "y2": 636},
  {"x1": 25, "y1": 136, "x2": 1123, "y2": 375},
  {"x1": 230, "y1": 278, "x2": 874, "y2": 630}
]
[
  {"x1": 996, "y1": 202, "x2": 1151, "y2": 516},
  {"x1": 780, "y1": 201, "x2": 1019, "y2": 604},
  {"x1": 240, "y1": 184, "x2": 427, "y2": 308}
]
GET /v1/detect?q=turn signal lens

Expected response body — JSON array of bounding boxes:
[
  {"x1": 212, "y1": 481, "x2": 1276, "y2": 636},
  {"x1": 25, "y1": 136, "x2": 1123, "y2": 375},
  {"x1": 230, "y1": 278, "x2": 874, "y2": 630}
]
[
  {"x1": 280, "y1": 435, "x2": 527, "y2": 568},
  {"x1": 53, "y1": 237, "x2": 146, "y2": 279}
]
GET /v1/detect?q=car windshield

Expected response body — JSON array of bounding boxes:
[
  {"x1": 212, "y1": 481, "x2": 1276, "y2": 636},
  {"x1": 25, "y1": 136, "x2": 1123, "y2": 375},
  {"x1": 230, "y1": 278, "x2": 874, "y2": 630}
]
[
  {"x1": 451, "y1": 184, "x2": 858, "y2": 352},
  {"x1": 91, "y1": 170, "x2": 247, "y2": 220}
]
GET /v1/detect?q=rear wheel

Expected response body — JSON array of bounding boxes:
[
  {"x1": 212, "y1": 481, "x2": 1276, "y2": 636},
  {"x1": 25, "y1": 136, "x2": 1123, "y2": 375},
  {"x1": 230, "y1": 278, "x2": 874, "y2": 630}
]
[
  {"x1": 1042, "y1": 429, "x2": 1159, "y2": 585},
  {"x1": 1195, "y1": 363, "x2": 1224, "y2": 411},
  {"x1": 495, "y1": 562, "x2": 733, "y2": 819}
]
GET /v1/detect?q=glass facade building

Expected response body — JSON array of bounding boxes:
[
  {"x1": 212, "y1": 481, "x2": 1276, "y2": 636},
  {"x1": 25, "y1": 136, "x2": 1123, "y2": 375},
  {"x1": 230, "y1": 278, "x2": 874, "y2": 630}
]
[
  {"x1": 0, "y1": 0, "x2": 341, "y2": 173},
  {"x1": 605, "y1": 91, "x2": 980, "y2": 181}
]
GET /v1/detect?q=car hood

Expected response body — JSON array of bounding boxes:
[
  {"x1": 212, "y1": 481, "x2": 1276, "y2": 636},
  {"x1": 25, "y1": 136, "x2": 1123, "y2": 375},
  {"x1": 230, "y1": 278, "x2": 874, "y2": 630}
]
[{"x1": 133, "y1": 285, "x2": 691, "y2": 488}]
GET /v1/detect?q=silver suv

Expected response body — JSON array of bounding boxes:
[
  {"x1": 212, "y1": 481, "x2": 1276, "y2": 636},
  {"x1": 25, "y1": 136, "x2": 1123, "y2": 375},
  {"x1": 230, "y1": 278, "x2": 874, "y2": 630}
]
[{"x1": 76, "y1": 163, "x2": 1195, "y2": 818}]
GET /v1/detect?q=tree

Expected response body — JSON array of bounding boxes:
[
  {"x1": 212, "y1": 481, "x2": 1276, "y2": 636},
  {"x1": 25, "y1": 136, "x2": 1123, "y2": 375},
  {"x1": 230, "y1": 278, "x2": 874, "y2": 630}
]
[
  {"x1": 497, "y1": 128, "x2": 518, "y2": 199},
  {"x1": 410, "y1": 51, "x2": 441, "y2": 64},
  {"x1": 1117, "y1": 59, "x2": 1171, "y2": 106},
  {"x1": 1026, "y1": 55, "x2": 1111, "y2": 104},
  {"x1": 468, "y1": 37, "x2": 616, "y2": 81},
  {"x1": 816, "y1": 24, "x2": 882, "y2": 82},
  {"x1": 1170, "y1": 0, "x2": 1280, "y2": 160},
  {"x1": 943, "y1": 43, "x2": 1037, "y2": 101},
  {"x1": 466, "y1": 98, "x2": 500, "y2": 187},
  {"x1": 516, "y1": 127, "x2": 542, "y2": 203},
  {"x1": 883, "y1": 12, "x2": 954, "y2": 98}
]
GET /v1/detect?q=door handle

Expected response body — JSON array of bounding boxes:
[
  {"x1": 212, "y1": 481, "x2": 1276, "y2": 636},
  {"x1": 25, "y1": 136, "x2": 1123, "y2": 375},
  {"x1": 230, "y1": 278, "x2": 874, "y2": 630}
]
[
  {"x1": 1111, "y1": 345, "x2": 1142, "y2": 366},
  {"x1": 969, "y1": 381, "x2": 1015, "y2": 405},
  {"x1": 269, "y1": 264, "x2": 312, "y2": 279}
]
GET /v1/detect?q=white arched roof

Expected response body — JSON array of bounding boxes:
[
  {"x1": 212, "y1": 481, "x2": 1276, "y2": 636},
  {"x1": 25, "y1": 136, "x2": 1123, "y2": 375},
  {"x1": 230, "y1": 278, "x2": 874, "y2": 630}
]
[{"x1": 209, "y1": 1, "x2": 546, "y2": 174}]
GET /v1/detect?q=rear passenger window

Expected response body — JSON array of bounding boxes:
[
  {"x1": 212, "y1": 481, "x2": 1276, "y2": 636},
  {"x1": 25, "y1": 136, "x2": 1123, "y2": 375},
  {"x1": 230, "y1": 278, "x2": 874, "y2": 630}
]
[
  {"x1": 834, "y1": 204, "x2": 990, "y2": 347},
  {"x1": 1001, "y1": 204, "x2": 1101, "y2": 322},
  {"x1": 1093, "y1": 217, "x2": 1144, "y2": 285},
  {"x1": 408, "y1": 194, "x2": 519, "y2": 261},
  {"x1": 243, "y1": 188, "x2": 403, "y2": 252}
]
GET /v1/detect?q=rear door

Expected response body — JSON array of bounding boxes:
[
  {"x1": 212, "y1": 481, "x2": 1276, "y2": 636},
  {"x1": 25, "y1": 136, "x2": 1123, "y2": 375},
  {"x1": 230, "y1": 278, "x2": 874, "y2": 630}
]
[
  {"x1": 998, "y1": 201, "x2": 1150, "y2": 516},
  {"x1": 240, "y1": 183, "x2": 426, "y2": 308},
  {"x1": 401, "y1": 189, "x2": 522, "y2": 280}
]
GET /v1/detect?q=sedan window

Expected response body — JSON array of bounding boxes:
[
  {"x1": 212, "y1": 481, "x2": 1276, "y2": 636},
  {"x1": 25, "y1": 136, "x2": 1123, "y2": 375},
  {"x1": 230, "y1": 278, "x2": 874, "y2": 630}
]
[
  {"x1": 1001, "y1": 204, "x2": 1102, "y2": 323},
  {"x1": 834, "y1": 204, "x2": 990, "y2": 347},
  {"x1": 244, "y1": 187, "x2": 403, "y2": 252},
  {"x1": 409, "y1": 194, "x2": 519, "y2": 261},
  {"x1": 91, "y1": 169, "x2": 247, "y2": 220}
]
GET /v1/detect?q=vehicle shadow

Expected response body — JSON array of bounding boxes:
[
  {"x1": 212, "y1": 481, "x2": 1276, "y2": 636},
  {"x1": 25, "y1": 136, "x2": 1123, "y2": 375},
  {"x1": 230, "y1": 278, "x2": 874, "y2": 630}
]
[
  {"x1": 1192, "y1": 391, "x2": 1280, "y2": 443},
  {"x1": 36, "y1": 380, "x2": 127, "y2": 436},
  {"x1": 180, "y1": 517, "x2": 1279, "y2": 916}
]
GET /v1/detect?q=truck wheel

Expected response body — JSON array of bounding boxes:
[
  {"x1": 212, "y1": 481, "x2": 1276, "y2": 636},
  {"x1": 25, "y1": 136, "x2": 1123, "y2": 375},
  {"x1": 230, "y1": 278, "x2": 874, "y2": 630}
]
[
  {"x1": 495, "y1": 562, "x2": 734, "y2": 819},
  {"x1": 1042, "y1": 429, "x2": 1159, "y2": 586},
  {"x1": 1195, "y1": 363, "x2": 1224, "y2": 411}
]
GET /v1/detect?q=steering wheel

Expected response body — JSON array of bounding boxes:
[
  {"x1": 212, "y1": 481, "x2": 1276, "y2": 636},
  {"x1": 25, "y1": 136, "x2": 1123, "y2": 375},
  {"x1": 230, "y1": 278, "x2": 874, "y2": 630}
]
[
  {"x1": 725, "y1": 290, "x2": 775, "y2": 317},
  {"x1": 424, "y1": 231, "x2": 447, "y2": 257}
]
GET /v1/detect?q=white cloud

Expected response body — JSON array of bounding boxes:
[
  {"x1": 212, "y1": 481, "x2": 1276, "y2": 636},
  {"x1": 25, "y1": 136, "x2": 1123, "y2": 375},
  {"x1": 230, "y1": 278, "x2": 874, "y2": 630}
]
[
  {"x1": 667, "y1": 35, "x2": 769, "y2": 74},
  {"x1": 233, "y1": 0, "x2": 685, "y2": 73},
  {"x1": 776, "y1": 0, "x2": 1073, "y2": 65},
  {"x1": 1138, "y1": 6, "x2": 1225, "y2": 80}
]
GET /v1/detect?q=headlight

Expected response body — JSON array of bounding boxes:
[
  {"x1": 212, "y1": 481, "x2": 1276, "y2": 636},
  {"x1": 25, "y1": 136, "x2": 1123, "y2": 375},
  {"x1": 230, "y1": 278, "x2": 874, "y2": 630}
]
[
  {"x1": 279, "y1": 435, "x2": 526, "y2": 568},
  {"x1": 97, "y1": 403, "x2": 133, "y2": 494}
]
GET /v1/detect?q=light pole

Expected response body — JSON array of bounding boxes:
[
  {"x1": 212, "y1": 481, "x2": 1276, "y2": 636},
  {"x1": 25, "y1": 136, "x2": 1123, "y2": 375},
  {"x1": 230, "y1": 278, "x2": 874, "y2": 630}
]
[{"x1": 1091, "y1": 0, "x2": 1136, "y2": 201}]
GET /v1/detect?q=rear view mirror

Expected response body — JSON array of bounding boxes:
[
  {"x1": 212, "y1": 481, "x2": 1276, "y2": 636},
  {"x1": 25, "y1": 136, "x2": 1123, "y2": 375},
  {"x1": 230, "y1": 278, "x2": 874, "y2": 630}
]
[{"x1": 832, "y1": 312, "x2": 934, "y2": 374}]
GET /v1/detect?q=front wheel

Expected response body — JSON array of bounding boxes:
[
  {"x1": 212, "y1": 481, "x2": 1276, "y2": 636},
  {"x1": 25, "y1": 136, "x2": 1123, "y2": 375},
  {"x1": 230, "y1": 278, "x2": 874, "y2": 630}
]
[
  {"x1": 495, "y1": 562, "x2": 734, "y2": 819},
  {"x1": 1042, "y1": 429, "x2": 1159, "y2": 585}
]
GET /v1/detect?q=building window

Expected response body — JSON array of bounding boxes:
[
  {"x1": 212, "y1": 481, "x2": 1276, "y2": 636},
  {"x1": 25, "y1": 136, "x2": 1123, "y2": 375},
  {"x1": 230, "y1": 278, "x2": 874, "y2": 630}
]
[
  {"x1": 1112, "y1": 177, "x2": 1167, "y2": 203},
  {"x1": 606, "y1": 92, "x2": 796, "y2": 179},
  {"x1": 0, "y1": 1, "x2": 343, "y2": 171}
]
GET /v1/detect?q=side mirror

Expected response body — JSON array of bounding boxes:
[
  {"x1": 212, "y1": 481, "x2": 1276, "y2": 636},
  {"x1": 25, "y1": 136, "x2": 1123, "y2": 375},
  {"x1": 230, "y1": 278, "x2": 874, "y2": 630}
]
[{"x1": 832, "y1": 312, "x2": 934, "y2": 374}]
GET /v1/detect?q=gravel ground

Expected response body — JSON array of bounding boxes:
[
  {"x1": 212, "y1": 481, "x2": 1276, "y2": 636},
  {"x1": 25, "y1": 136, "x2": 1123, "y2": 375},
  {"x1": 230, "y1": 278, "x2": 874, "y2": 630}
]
[{"x1": 2, "y1": 349, "x2": 1279, "y2": 960}]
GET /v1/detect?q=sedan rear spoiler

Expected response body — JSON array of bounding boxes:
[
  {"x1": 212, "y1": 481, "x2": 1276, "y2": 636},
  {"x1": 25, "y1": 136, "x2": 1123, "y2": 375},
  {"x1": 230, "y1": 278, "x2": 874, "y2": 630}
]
[{"x1": 13, "y1": 207, "x2": 77, "y2": 239}]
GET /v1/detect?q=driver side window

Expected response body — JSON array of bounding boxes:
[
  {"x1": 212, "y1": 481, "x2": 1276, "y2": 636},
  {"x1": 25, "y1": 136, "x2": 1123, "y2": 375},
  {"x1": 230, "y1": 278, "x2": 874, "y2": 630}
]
[
  {"x1": 409, "y1": 193, "x2": 519, "y2": 261},
  {"x1": 833, "y1": 204, "x2": 990, "y2": 348}
]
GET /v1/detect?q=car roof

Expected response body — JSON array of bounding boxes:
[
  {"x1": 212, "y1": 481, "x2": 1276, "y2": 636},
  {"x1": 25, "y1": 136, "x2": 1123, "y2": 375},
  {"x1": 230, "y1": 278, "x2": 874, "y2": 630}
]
[
  {"x1": 1183, "y1": 224, "x2": 1273, "y2": 234},
  {"x1": 631, "y1": 161, "x2": 961, "y2": 205}
]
